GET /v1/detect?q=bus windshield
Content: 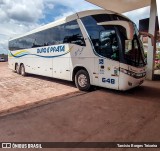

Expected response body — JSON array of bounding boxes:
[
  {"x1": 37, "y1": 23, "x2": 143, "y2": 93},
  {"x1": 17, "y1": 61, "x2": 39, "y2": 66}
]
[
  {"x1": 81, "y1": 14, "x2": 146, "y2": 67},
  {"x1": 124, "y1": 25, "x2": 147, "y2": 67}
]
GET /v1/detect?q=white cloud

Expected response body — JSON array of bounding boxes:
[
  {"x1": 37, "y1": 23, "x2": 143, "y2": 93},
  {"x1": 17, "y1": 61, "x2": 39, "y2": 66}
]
[
  {"x1": 45, "y1": 0, "x2": 100, "y2": 11},
  {"x1": 0, "y1": 0, "x2": 99, "y2": 54},
  {"x1": 0, "y1": 0, "x2": 45, "y2": 53},
  {"x1": 0, "y1": 9, "x2": 7, "y2": 22},
  {"x1": 53, "y1": 12, "x2": 74, "y2": 21},
  {"x1": 49, "y1": 0, "x2": 100, "y2": 22},
  {"x1": 45, "y1": 3, "x2": 54, "y2": 9},
  {"x1": 0, "y1": 21, "x2": 40, "y2": 54},
  {"x1": 0, "y1": 0, "x2": 151, "y2": 54},
  {"x1": 1, "y1": 0, "x2": 44, "y2": 23}
]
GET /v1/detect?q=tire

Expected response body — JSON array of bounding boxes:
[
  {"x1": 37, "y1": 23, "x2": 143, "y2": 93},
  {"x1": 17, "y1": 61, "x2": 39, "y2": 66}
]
[
  {"x1": 75, "y1": 70, "x2": 91, "y2": 91},
  {"x1": 15, "y1": 64, "x2": 20, "y2": 74},
  {"x1": 20, "y1": 64, "x2": 26, "y2": 76}
]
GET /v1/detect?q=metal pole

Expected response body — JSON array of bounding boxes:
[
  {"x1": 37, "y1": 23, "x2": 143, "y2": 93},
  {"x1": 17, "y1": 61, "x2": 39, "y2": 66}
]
[
  {"x1": 156, "y1": 0, "x2": 160, "y2": 30},
  {"x1": 146, "y1": 0, "x2": 157, "y2": 80}
]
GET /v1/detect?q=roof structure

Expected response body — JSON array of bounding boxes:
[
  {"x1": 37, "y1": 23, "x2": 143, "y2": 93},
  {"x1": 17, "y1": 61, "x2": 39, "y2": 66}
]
[{"x1": 86, "y1": 0, "x2": 151, "y2": 13}]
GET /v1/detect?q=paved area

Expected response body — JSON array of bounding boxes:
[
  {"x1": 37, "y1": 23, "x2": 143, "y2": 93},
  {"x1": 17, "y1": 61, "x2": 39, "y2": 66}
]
[
  {"x1": 0, "y1": 62, "x2": 80, "y2": 116},
  {"x1": 0, "y1": 77, "x2": 160, "y2": 150},
  {"x1": 0, "y1": 62, "x2": 160, "y2": 150}
]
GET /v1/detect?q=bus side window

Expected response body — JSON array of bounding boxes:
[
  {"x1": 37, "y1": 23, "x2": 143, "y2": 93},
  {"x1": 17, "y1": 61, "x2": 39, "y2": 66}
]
[
  {"x1": 46, "y1": 27, "x2": 60, "y2": 45},
  {"x1": 9, "y1": 41, "x2": 14, "y2": 51},
  {"x1": 99, "y1": 29, "x2": 119, "y2": 60},
  {"x1": 81, "y1": 15, "x2": 119, "y2": 61},
  {"x1": 62, "y1": 20, "x2": 86, "y2": 46},
  {"x1": 9, "y1": 20, "x2": 86, "y2": 51}
]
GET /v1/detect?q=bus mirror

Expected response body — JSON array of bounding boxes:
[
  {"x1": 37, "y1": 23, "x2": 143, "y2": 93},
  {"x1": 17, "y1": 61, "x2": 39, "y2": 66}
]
[
  {"x1": 97, "y1": 21, "x2": 134, "y2": 40},
  {"x1": 139, "y1": 32, "x2": 154, "y2": 46}
]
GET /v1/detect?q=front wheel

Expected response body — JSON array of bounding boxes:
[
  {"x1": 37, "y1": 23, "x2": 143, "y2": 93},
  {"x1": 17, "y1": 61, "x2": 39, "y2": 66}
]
[{"x1": 75, "y1": 70, "x2": 91, "y2": 91}]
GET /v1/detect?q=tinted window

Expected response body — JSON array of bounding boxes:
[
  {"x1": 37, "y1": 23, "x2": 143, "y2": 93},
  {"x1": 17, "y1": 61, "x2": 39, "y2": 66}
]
[
  {"x1": 81, "y1": 16, "x2": 105, "y2": 50},
  {"x1": 10, "y1": 39, "x2": 19, "y2": 51},
  {"x1": 9, "y1": 40, "x2": 14, "y2": 51},
  {"x1": 9, "y1": 20, "x2": 85, "y2": 51},
  {"x1": 81, "y1": 15, "x2": 119, "y2": 61},
  {"x1": 99, "y1": 29, "x2": 119, "y2": 60},
  {"x1": 45, "y1": 27, "x2": 61, "y2": 45},
  {"x1": 32, "y1": 31, "x2": 44, "y2": 48},
  {"x1": 61, "y1": 20, "x2": 85, "y2": 46},
  {"x1": 24, "y1": 35, "x2": 35, "y2": 49}
]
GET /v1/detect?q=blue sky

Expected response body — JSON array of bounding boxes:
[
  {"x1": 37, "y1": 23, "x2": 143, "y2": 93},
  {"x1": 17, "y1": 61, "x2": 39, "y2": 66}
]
[
  {"x1": 0, "y1": 0, "x2": 150, "y2": 54},
  {"x1": 41, "y1": 4, "x2": 70, "y2": 23}
]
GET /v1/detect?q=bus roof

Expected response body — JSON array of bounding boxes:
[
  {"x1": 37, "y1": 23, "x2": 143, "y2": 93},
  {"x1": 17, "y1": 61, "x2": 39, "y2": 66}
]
[{"x1": 9, "y1": 9, "x2": 129, "y2": 41}]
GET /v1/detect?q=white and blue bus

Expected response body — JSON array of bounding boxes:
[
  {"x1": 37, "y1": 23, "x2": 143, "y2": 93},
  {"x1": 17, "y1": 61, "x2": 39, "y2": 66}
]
[{"x1": 8, "y1": 9, "x2": 148, "y2": 91}]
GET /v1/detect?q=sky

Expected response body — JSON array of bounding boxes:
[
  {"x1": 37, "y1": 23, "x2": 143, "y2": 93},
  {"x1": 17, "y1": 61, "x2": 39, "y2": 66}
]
[{"x1": 0, "y1": 0, "x2": 150, "y2": 54}]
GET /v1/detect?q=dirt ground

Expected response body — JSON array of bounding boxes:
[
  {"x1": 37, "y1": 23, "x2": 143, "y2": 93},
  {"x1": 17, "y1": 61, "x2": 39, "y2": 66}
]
[
  {"x1": 0, "y1": 62, "x2": 81, "y2": 116},
  {"x1": 0, "y1": 62, "x2": 160, "y2": 151}
]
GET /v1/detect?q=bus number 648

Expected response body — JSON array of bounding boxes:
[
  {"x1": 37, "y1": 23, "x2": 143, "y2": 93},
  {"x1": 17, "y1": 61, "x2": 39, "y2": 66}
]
[{"x1": 102, "y1": 78, "x2": 115, "y2": 84}]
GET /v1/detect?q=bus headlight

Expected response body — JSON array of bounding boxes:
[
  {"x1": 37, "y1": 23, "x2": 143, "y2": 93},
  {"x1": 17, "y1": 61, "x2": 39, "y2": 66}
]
[{"x1": 120, "y1": 68, "x2": 146, "y2": 79}]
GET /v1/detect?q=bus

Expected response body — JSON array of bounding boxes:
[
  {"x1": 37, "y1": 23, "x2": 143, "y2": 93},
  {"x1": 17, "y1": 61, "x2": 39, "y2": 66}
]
[{"x1": 8, "y1": 9, "x2": 150, "y2": 91}]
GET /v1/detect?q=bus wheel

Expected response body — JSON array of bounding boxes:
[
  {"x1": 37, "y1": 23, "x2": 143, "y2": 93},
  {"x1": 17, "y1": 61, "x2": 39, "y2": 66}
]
[
  {"x1": 75, "y1": 70, "x2": 90, "y2": 91},
  {"x1": 16, "y1": 64, "x2": 20, "y2": 74},
  {"x1": 20, "y1": 64, "x2": 26, "y2": 76}
]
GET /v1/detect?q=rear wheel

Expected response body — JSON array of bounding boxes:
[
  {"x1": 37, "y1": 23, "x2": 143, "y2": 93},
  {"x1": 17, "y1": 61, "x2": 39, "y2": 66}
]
[
  {"x1": 20, "y1": 64, "x2": 26, "y2": 76},
  {"x1": 15, "y1": 64, "x2": 20, "y2": 74},
  {"x1": 75, "y1": 70, "x2": 91, "y2": 91}
]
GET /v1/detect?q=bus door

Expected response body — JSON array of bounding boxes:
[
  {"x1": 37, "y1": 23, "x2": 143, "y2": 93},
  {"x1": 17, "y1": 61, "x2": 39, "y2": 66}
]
[
  {"x1": 94, "y1": 29, "x2": 120, "y2": 90},
  {"x1": 95, "y1": 58, "x2": 119, "y2": 90}
]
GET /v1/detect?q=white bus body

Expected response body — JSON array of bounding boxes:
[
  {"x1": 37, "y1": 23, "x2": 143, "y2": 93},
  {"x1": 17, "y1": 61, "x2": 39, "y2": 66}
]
[{"x1": 8, "y1": 10, "x2": 147, "y2": 91}]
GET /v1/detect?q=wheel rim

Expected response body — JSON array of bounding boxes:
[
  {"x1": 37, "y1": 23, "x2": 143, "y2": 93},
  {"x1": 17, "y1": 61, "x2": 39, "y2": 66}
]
[{"x1": 78, "y1": 74, "x2": 87, "y2": 88}]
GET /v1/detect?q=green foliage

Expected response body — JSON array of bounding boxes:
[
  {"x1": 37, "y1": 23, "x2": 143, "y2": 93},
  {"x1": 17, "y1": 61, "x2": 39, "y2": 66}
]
[{"x1": 144, "y1": 52, "x2": 147, "y2": 58}]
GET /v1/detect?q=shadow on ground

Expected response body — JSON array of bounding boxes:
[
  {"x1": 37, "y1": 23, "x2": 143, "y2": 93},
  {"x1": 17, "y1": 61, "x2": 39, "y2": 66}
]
[
  {"x1": 26, "y1": 73, "x2": 76, "y2": 88},
  {"x1": 100, "y1": 81, "x2": 160, "y2": 104}
]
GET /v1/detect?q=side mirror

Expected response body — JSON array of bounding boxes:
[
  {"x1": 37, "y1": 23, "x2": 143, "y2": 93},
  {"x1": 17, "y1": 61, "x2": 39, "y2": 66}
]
[
  {"x1": 139, "y1": 32, "x2": 154, "y2": 46},
  {"x1": 97, "y1": 21, "x2": 134, "y2": 40}
]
